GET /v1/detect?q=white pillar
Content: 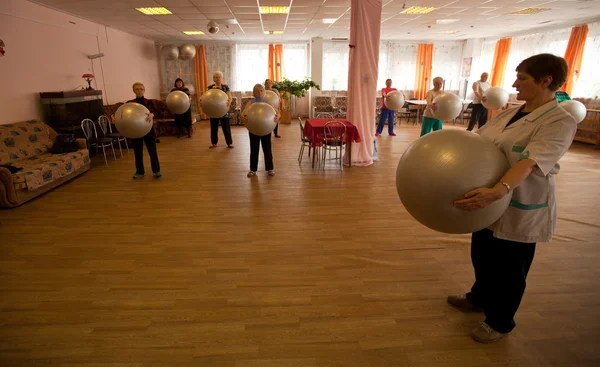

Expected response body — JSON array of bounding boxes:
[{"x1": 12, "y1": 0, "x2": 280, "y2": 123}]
[{"x1": 309, "y1": 37, "x2": 323, "y2": 117}]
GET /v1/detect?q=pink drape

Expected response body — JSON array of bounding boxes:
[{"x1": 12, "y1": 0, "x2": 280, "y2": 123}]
[{"x1": 345, "y1": 0, "x2": 382, "y2": 166}]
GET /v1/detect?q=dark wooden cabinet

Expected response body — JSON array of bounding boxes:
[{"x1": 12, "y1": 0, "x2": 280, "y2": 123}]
[{"x1": 40, "y1": 90, "x2": 103, "y2": 136}]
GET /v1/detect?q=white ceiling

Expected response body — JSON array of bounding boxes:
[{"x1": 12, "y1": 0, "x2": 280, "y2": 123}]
[{"x1": 31, "y1": 0, "x2": 600, "y2": 42}]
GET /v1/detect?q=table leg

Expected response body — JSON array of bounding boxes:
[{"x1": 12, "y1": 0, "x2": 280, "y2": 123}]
[{"x1": 312, "y1": 146, "x2": 316, "y2": 168}]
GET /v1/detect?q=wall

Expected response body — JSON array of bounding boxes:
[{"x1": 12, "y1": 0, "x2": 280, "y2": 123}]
[{"x1": 0, "y1": 0, "x2": 160, "y2": 124}]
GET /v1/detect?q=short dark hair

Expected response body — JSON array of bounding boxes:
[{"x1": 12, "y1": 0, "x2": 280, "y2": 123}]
[
  {"x1": 386, "y1": 78, "x2": 392, "y2": 83},
  {"x1": 515, "y1": 53, "x2": 568, "y2": 91}
]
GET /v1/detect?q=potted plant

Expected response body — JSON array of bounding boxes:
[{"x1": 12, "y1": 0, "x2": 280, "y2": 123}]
[{"x1": 272, "y1": 78, "x2": 320, "y2": 123}]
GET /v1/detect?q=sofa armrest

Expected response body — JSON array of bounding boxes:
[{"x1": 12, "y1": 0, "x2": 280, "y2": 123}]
[
  {"x1": 0, "y1": 167, "x2": 18, "y2": 208},
  {"x1": 76, "y1": 138, "x2": 87, "y2": 150}
]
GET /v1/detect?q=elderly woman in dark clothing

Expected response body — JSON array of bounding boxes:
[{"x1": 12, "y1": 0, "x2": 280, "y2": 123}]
[
  {"x1": 171, "y1": 78, "x2": 193, "y2": 138},
  {"x1": 127, "y1": 82, "x2": 161, "y2": 179}
]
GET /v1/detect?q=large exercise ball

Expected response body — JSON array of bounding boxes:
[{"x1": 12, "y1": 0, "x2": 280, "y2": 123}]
[
  {"x1": 179, "y1": 44, "x2": 196, "y2": 60},
  {"x1": 185, "y1": 84, "x2": 196, "y2": 95},
  {"x1": 245, "y1": 102, "x2": 277, "y2": 136},
  {"x1": 396, "y1": 129, "x2": 512, "y2": 234},
  {"x1": 560, "y1": 100, "x2": 587, "y2": 124},
  {"x1": 385, "y1": 90, "x2": 405, "y2": 111},
  {"x1": 432, "y1": 92, "x2": 463, "y2": 121},
  {"x1": 265, "y1": 90, "x2": 280, "y2": 109},
  {"x1": 161, "y1": 45, "x2": 179, "y2": 60},
  {"x1": 166, "y1": 90, "x2": 190, "y2": 114},
  {"x1": 482, "y1": 87, "x2": 509, "y2": 110},
  {"x1": 200, "y1": 89, "x2": 229, "y2": 118},
  {"x1": 115, "y1": 103, "x2": 152, "y2": 139}
]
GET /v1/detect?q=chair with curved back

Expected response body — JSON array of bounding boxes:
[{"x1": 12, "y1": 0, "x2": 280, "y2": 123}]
[
  {"x1": 322, "y1": 121, "x2": 346, "y2": 171},
  {"x1": 297, "y1": 117, "x2": 313, "y2": 165},
  {"x1": 98, "y1": 115, "x2": 129, "y2": 157},
  {"x1": 81, "y1": 118, "x2": 116, "y2": 166}
]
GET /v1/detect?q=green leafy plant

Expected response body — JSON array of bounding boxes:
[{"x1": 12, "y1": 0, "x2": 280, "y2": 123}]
[{"x1": 272, "y1": 78, "x2": 320, "y2": 112}]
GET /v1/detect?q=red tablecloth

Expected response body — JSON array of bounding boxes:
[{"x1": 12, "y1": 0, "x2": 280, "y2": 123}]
[{"x1": 304, "y1": 119, "x2": 361, "y2": 147}]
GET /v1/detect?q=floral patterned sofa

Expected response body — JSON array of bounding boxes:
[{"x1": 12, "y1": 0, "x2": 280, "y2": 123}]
[{"x1": 0, "y1": 120, "x2": 90, "y2": 208}]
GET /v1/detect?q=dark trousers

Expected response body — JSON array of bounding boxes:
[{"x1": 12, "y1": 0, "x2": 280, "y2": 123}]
[
  {"x1": 467, "y1": 103, "x2": 488, "y2": 131},
  {"x1": 249, "y1": 132, "x2": 273, "y2": 172},
  {"x1": 466, "y1": 229, "x2": 536, "y2": 334},
  {"x1": 175, "y1": 111, "x2": 192, "y2": 137},
  {"x1": 376, "y1": 108, "x2": 395, "y2": 134},
  {"x1": 133, "y1": 128, "x2": 160, "y2": 174},
  {"x1": 210, "y1": 115, "x2": 232, "y2": 146},
  {"x1": 274, "y1": 123, "x2": 279, "y2": 135}
]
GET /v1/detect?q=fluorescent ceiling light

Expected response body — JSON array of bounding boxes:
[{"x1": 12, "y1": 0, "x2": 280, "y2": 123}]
[
  {"x1": 260, "y1": 6, "x2": 290, "y2": 14},
  {"x1": 510, "y1": 8, "x2": 551, "y2": 15},
  {"x1": 435, "y1": 19, "x2": 459, "y2": 25},
  {"x1": 437, "y1": 30, "x2": 458, "y2": 34},
  {"x1": 264, "y1": 31, "x2": 284, "y2": 34},
  {"x1": 401, "y1": 6, "x2": 437, "y2": 15},
  {"x1": 321, "y1": 18, "x2": 338, "y2": 24},
  {"x1": 136, "y1": 7, "x2": 172, "y2": 15},
  {"x1": 183, "y1": 31, "x2": 204, "y2": 35}
]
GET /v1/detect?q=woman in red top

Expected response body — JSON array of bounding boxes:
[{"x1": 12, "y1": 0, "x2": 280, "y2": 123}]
[{"x1": 376, "y1": 79, "x2": 398, "y2": 137}]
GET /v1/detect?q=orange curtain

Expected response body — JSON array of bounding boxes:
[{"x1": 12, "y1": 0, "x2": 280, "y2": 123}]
[
  {"x1": 194, "y1": 45, "x2": 209, "y2": 120},
  {"x1": 414, "y1": 44, "x2": 433, "y2": 100},
  {"x1": 268, "y1": 44, "x2": 284, "y2": 82},
  {"x1": 490, "y1": 38, "x2": 512, "y2": 87},
  {"x1": 562, "y1": 24, "x2": 588, "y2": 95}
]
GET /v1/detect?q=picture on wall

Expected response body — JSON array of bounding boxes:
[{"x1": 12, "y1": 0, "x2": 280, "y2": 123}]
[{"x1": 461, "y1": 57, "x2": 472, "y2": 78}]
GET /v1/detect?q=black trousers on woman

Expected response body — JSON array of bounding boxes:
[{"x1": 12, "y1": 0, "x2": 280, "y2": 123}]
[
  {"x1": 210, "y1": 115, "x2": 232, "y2": 146},
  {"x1": 249, "y1": 132, "x2": 273, "y2": 172},
  {"x1": 467, "y1": 103, "x2": 488, "y2": 131},
  {"x1": 133, "y1": 128, "x2": 160, "y2": 174},
  {"x1": 175, "y1": 109, "x2": 192, "y2": 137},
  {"x1": 466, "y1": 229, "x2": 536, "y2": 334}
]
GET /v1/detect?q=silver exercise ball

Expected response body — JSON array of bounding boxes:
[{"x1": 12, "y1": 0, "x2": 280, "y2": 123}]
[
  {"x1": 200, "y1": 89, "x2": 229, "y2": 118},
  {"x1": 245, "y1": 102, "x2": 277, "y2": 136},
  {"x1": 560, "y1": 100, "x2": 587, "y2": 124},
  {"x1": 115, "y1": 103, "x2": 152, "y2": 139},
  {"x1": 179, "y1": 44, "x2": 196, "y2": 60},
  {"x1": 385, "y1": 90, "x2": 405, "y2": 111},
  {"x1": 161, "y1": 45, "x2": 179, "y2": 61},
  {"x1": 166, "y1": 90, "x2": 191, "y2": 114},
  {"x1": 265, "y1": 90, "x2": 280, "y2": 109},
  {"x1": 185, "y1": 84, "x2": 196, "y2": 95},
  {"x1": 396, "y1": 129, "x2": 512, "y2": 234},
  {"x1": 482, "y1": 87, "x2": 509, "y2": 110},
  {"x1": 432, "y1": 92, "x2": 462, "y2": 121}
]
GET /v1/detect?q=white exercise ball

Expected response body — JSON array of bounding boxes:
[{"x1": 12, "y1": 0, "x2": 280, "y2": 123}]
[
  {"x1": 179, "y1": 44, "x2": 196, "y2": 60},
  {"x1": 161, "y1": 45, "x2": 179, "y2": 61},
  {"x1": 166, "y1": 90, "x2": 191, "y2": 114},
  {"x1": 432, "y1": 92, "x2": 463, "y2": 121},
  {"x1": 482, "y1": 87, "x2": 509, "y2": 110},
  {"x1": 185, "y1": 84, "x2": 196, "y2": 95},
  {"x1": 115, "y1": 103, "x2": 152, "y2": 139},
  {"x1": 265, "y1": 90, "x2": 280, "y2": 109},
  {"x1": 396, "y1": 129, "x2": 512, "y2": 234},
  {"x1": 560, "y1": 100, "x2": 587, "y2": 124},
  {"x1": 200, "y1": 89, "x2": 229, "y2": 118},
  {"x1": 245, "y1": 102, "x2": 277, "y2": 136},
  {"x1": 385, "y1": 90, "x2": 405, "y2": 111}
]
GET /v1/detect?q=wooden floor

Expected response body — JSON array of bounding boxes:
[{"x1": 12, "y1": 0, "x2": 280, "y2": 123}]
[{"x1": 1, "y1": 121, "x2": 599, "y2": 366}]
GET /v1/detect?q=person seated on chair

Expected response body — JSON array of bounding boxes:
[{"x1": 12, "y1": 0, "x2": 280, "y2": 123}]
[
  {"x1": 171, "y1": 78, "x2": 193, "y2": 138},
  {"x1": 241, "y1": 84, "x2": 280, "y2": 178},
  {"x1": 128, "y1": 82, "x2": 161, "y2": 179}
]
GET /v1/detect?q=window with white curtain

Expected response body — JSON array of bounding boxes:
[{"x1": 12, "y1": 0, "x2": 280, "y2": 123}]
[
  {"x1": 377, "y1": 42, "x2": 418, "y2": 91},
  {"x1": 283, "y1": 43, "x2": 308, "y2": 82},
  {"x1": 432, "y1": 42, "x2": 464, "y2": 91},
  {"x1": 233, "y1": 44, "x2": 269, "y2": 92},
  {"x1": 573, "y1": 22, "x2": 600, "y2": 98},
  {"x1": 322, "y1": 41, "x2": 349, "y2": 90}
]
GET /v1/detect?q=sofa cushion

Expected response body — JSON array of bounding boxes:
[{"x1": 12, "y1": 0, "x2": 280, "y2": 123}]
[
  {"x1": 0, "y1": 120, "x2": 54, "y2": 165},
  {"x1": 11, "y1": 150, "x2": 90, "y2": 191}
]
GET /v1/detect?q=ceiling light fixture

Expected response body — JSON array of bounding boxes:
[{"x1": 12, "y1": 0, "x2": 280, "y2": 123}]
[
  {"x1": 401, "y1": 6, "x2": 437, "y2": 15},
  {"x1": 136, "y1": 7, "x2": 172, "y2": 15},
  {"x1": 510, "y1": 8, "x2": 551, "y2": 15},
  {"x1": 260, "y1": 6, "x2": 290, "y2": 14},
  {"x1": 437, "y1": 30, "x2": 458, "y2": 34},
  {"x1": 435, "y1": 19, "x2": 459, "y2": 25},
  {"x1": 264, "y1": 31, "x2": 284, "y2": 34},
  {"x1": 183, "y1": 31, "x2": 205, "y2": 35}
]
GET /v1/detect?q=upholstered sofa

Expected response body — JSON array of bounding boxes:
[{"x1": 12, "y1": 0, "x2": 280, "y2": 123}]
[{"x1": 0, "y1": 120, "x2": 90, "y2": 208}]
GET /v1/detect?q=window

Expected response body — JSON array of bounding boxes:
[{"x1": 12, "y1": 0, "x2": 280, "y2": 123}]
[
  {"x1": 322, "y1": 41, "x2": 349, "y2": 90},
  {"x1": 432, "y1": 42, "x2": 464, "y2": 91},
  {"x1": 573, "y1": 22, "x2": 600, "y2": 98},
  {"x1": 283, "y1": 43, "x2": 308, "y2": 81},
  {"x1": 233, "y1": 44, "x2": 269, "y2": 91}
]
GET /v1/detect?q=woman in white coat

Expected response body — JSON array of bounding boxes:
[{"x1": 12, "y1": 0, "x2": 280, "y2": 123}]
[{"x1": 450, "y1": 53, "x2": 577, "y2": 343}]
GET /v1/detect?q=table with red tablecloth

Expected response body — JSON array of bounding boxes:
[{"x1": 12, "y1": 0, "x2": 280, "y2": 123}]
[{"x1": 304, "y1": 119, "x2": 362, "y2": 167}]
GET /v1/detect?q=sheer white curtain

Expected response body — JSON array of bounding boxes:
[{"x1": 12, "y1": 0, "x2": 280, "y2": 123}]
[
  {"x1": 432, "y1": 42, "x2": 464, "y2": 91},
  {"x1": 378, "y1": 42, "x2": 418, "y2": 91},
  {"x1": 283, "y1": 43, "x2": 308, "y2": 81},
  {"x1": 232, "y1": 44, "x2": 269, "y2": 92},
  {"x1": 573, "y1": 22, "x2": 600, "y2": 98},
  {"x1": 322, "y1": 41, "x2": 349, "y2": 90}
]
